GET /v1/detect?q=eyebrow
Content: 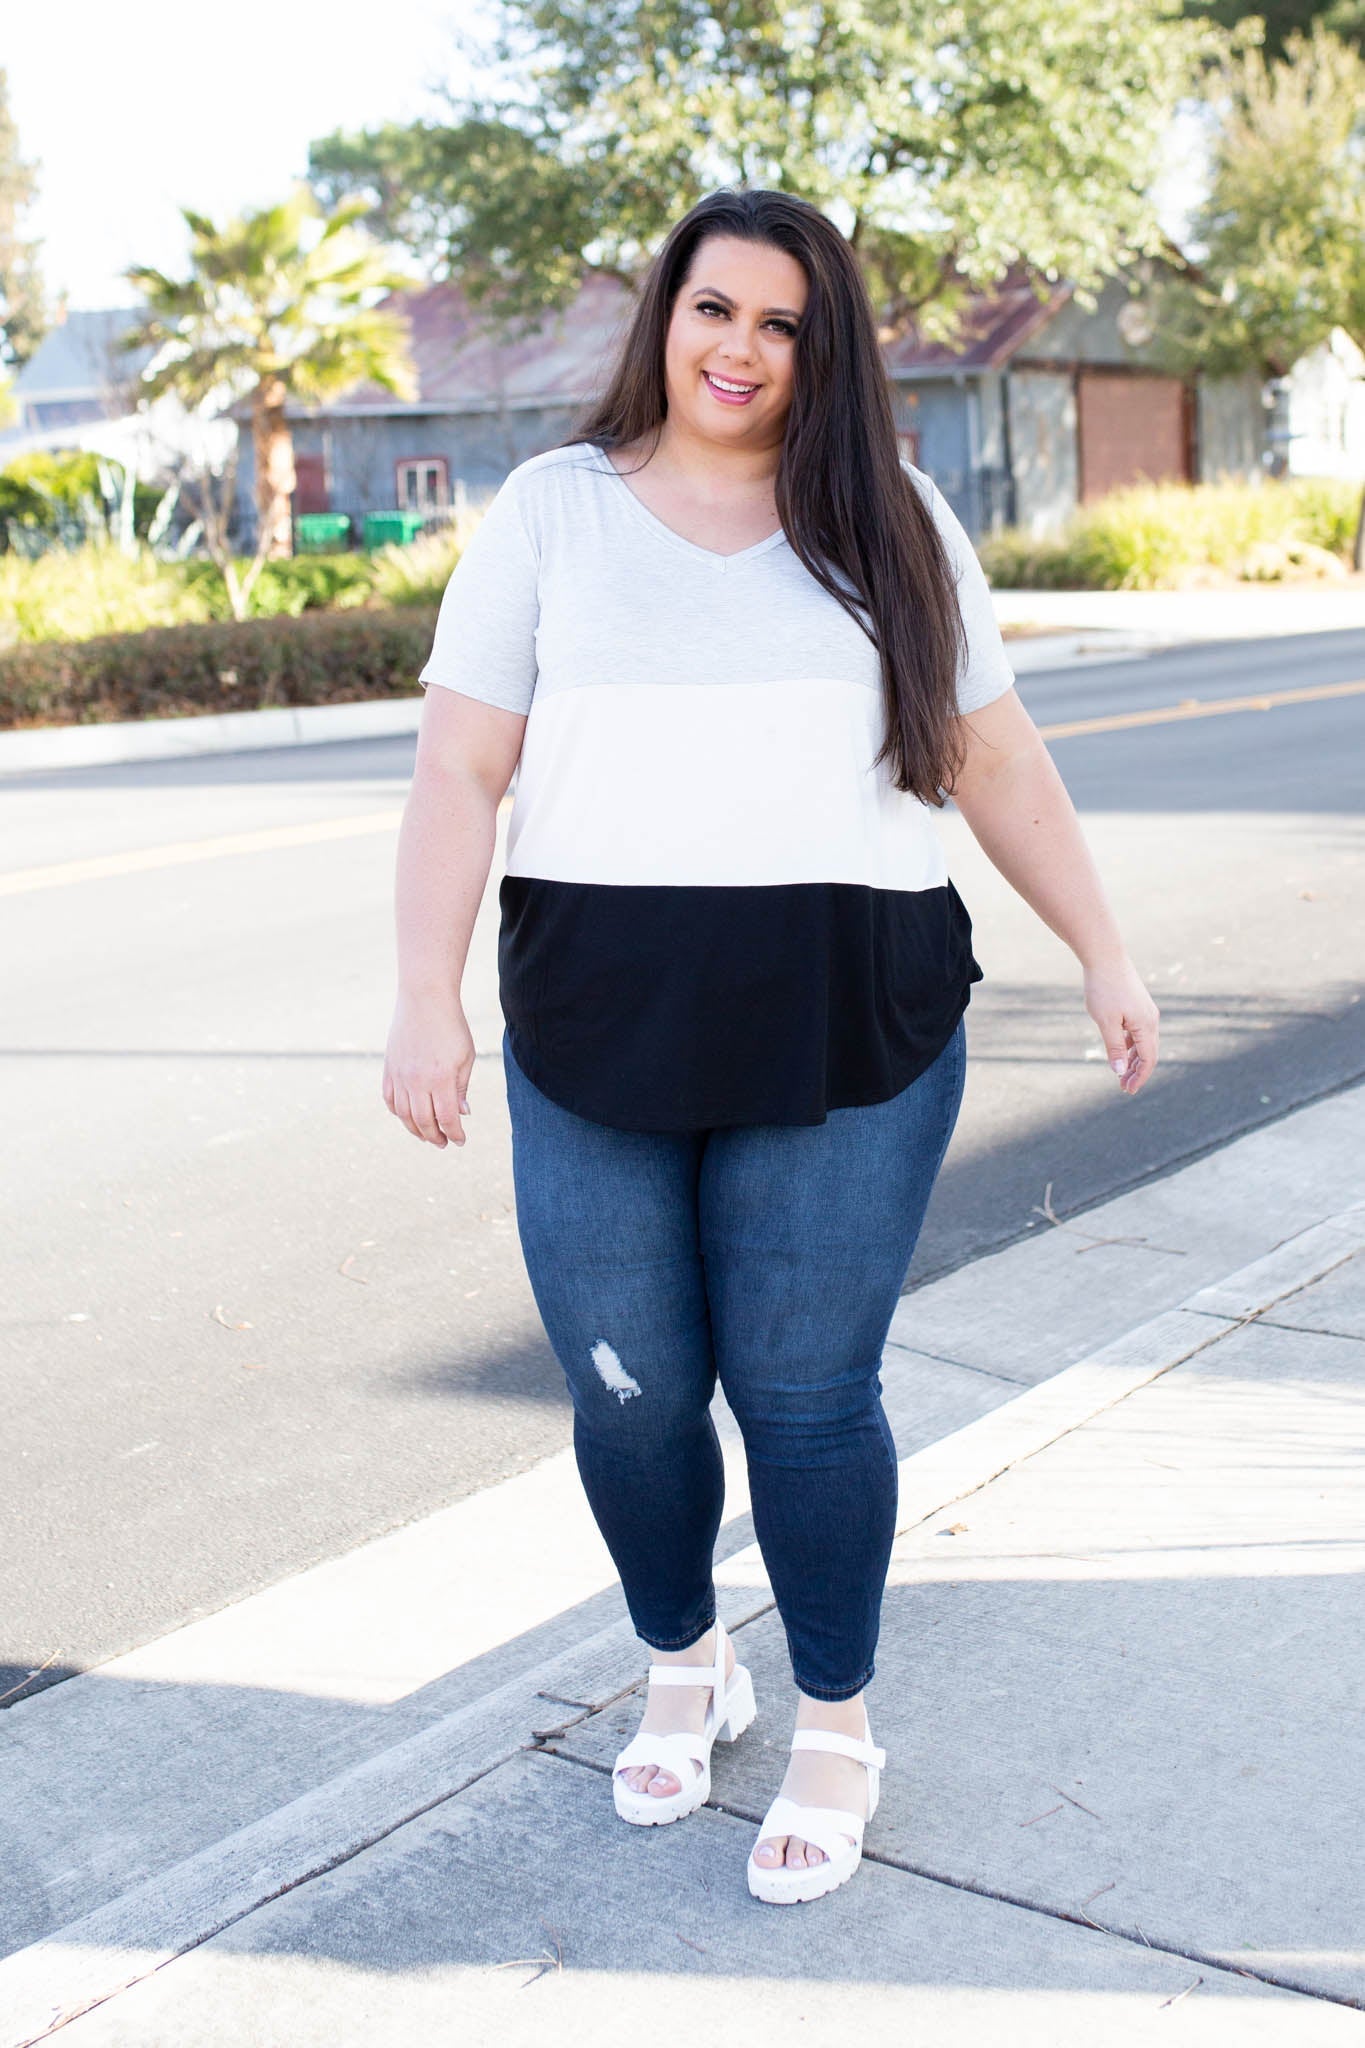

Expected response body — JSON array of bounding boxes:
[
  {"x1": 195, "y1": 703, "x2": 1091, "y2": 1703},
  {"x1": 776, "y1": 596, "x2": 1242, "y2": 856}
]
[{"x1": 689, "y1": 285, "x2": 803, "y2": 320}]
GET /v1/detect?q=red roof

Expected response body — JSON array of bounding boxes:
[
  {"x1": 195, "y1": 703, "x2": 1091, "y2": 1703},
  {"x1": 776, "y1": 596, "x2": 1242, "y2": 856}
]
[
  {"x1": 303, "y1": 271, "x2": 635, "y2": 413},
  {"x1": 881, "y1": 267, "x2": 1074, "y2": 375}
]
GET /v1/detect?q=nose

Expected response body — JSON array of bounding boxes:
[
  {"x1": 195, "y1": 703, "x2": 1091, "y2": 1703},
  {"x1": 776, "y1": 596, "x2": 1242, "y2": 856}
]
[{"x1": 718, "y1": 324, "x2": 759, "y2": 364}]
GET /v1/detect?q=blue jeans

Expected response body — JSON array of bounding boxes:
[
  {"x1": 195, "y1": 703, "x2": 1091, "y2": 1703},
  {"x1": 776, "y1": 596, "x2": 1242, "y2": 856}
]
[{"x1": 502, "y1": 1017, "x2": 967, "y2": 1700}]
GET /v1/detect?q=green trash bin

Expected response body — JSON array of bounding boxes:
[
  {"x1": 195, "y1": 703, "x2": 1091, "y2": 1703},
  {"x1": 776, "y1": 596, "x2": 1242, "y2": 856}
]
[
  {"x1": 363, "y1": 510, "x2": 427, "y2": 551},
  {"x1": 295, "y1": 512, "x2": 353, "y2": 553}
]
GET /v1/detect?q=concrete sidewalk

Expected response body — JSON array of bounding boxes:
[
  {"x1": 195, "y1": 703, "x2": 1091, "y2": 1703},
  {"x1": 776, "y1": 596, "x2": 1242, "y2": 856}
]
[
  {"x1": 992, "y1": 584, "x2": 1365, "y2": 642},
  {"x1": 998, "y1": 584, "x2": 1365, "y2": 674},
  {"x1": 3, "y1": 1088, "x2": 1364, "y2": 2044}
]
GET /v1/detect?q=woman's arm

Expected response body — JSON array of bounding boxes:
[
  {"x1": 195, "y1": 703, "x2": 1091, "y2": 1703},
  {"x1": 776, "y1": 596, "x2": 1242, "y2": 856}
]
[
  {"x1": 383, "y1": 687, "x2": 527, "y2": 1147},
  {"x1": 948, "y1": 687, "x2": 1160, "y2": 1096}
]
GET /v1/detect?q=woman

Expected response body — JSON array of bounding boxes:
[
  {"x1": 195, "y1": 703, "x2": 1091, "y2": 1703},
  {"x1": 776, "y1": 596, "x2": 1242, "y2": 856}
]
[{"x1": 383, "y1": 187, "x2": 1159, "y2": 1906}]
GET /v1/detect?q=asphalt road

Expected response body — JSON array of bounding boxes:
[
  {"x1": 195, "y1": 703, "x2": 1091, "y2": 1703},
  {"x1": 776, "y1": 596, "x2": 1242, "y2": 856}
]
[{"x1": 3, "y1": 628, "x2": 1362, "y2": 1704}]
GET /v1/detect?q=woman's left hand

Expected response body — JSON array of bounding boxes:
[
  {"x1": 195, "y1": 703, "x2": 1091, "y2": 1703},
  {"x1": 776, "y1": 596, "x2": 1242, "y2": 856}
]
[{"x1": 1083, "y1": 953, "x2": 1160, "y2": 1097}]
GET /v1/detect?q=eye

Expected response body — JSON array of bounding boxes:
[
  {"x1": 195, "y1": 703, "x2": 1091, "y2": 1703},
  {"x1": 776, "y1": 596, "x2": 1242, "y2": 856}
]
[{"x1": 696, "y1": 299, "x2": 797, "y2": 338}]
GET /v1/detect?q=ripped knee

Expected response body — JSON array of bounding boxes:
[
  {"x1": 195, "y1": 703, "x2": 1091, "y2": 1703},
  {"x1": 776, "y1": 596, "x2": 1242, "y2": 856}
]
[{"x1": 590, "y1": 1338, "x2": 642, "y2": 1404}]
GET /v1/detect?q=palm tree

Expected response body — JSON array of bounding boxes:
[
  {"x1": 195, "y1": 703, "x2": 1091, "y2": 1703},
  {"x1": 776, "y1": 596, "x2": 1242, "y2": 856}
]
[{"x1": 121, "y1": 183, "x2": 418, "y2": 567}]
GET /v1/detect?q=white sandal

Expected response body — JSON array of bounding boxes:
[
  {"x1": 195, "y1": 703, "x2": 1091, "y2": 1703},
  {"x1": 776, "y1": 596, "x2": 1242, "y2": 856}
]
[
  {"x1": 746, "y1": 1710, "x2": 886, "y2": 1903},
  {"x1": 612, "y1": 1617, "x2": 758, "y2": 1826}
]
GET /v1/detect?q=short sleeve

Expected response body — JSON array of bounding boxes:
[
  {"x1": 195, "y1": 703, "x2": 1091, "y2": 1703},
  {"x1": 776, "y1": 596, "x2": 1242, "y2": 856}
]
[
  {"x1": 417, "y1": 472, "x2": 539, "y2": 714},
  {"x1": 910, "y1": 467, "x2": 1016, "y2": 717}
]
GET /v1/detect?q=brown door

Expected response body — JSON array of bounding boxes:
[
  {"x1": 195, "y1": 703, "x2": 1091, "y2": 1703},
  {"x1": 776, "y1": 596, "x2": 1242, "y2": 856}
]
[
  {"x1": 1077, "y1": 374, "x2": 1191, "y2": 500},
  {"x1": 292, "y1": 453, "x2": 330, "y2": 513}
]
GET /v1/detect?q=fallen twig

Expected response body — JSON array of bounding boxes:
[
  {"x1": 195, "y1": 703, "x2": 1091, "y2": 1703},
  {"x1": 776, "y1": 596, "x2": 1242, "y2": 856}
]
[
  {"x1": 1020, "y1": 1804, "x2": 1063, "y2": 1827},
  {"x1": 493, "y1": 1923, "x2": 564, "y2": 1989},
  {"x1": 1051, "y1": 1784, "x2": 1102, "y2": 1821},
  {"x1": 210, "y1": 1303, "x2": 253, "y2": 1330},
  {"x1": 0, "y1": 1649, "x2": 61, "y2": 1705},
  {"x1": 1033, "y1": 1183, "x2": 1189, "y2": 1258},
  {"x1": 1157, "y1": 1977, "x2": 1203, "y2": 2010}
]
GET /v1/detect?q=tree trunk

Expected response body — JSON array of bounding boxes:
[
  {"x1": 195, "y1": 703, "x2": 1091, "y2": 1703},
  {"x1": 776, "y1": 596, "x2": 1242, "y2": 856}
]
[
  {"x1": 1354, "y1": 476, "x2": 1365, "y2": 575},
  {"x1": 252, "y1": 376, "x2": 296, "y2": 560}
]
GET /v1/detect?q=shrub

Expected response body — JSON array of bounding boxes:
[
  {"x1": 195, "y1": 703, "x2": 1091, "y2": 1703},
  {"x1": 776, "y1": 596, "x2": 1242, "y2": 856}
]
[
  {"x1": 0, "y1": 606, "x2": 438, "y2": 730},
  {"x1": 369, "y1": 525, "x2": 467, "y2": 607},
  {"x1": 0, "y1": 541, "x2": 385, "y2": 645},
  {"x1": 977, "y1": 476, "x2": 1361, "y2": 589},
  {"x1": 0, "y1": 494, "x2": 476, "y2": 660},
  {"x1": 0, "y1": 448, "x2": 165, "y2": 547},
  {"x1": 179, "y1": 551, "x2": 380, "y2": 618},
  {"x1": 0, "y1": 536, "x2": 210, "y2": 646}
]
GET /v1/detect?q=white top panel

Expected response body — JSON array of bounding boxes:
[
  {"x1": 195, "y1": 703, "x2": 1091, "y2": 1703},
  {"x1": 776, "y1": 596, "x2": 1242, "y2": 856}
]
[{"x1": 505, "y1": 676, "x2": 952, "y2": 890}]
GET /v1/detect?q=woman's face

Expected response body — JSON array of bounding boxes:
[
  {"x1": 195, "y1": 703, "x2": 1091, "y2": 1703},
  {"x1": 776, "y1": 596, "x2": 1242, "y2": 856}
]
[{"x1": 663, "y1": 234, "x2": 808, "y2": 450}]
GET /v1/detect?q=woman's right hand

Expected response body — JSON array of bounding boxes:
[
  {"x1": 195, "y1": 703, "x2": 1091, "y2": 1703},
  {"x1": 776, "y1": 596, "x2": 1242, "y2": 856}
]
[{"x1": 382, "y1": 990, "x2": 476, "y2": 1148}]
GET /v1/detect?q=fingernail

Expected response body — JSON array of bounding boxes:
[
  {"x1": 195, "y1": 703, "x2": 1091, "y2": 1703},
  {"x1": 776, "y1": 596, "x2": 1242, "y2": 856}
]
[{"x1": 1111, "y1": 1058, "x2": 1126, "y2": 1073}]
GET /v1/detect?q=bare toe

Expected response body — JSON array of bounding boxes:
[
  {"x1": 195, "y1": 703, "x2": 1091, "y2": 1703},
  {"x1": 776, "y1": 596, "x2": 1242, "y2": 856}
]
[
  {"x1": 649, "y1": 1769, "x2": 681, "y2": 1797},
  {"x1": 754, "y1": 1835, "x2": 786, "y2": 1865}
]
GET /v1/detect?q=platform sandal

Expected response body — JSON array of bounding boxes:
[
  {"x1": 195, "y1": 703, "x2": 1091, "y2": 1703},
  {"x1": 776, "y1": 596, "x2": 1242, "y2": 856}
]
[
  {"x1": 746, "y1": 1710, "x2": 886, "y2": 1903},
  {"x1": 612, "y1": 1617, "x2": 758, "y2": 1826}
]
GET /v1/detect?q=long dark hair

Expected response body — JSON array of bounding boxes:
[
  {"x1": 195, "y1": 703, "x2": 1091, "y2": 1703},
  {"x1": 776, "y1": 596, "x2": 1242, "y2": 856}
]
[{"x1": 563, "y1": 187, "x2": 969, "y2": 804}]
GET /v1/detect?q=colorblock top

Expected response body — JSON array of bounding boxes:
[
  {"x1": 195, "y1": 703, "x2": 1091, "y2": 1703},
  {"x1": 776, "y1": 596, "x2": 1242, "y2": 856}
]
[{"x1": 418, "y1": 439, "x2": 1015, "y2": 1130}]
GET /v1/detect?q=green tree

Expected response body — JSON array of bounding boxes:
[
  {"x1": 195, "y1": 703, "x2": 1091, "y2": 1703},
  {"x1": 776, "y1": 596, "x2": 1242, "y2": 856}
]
[
  {"x1": 309, "y1": 0, "x2": 1226, "y2": 341},
  {"x1": 120, "y1": 183, "x2": 419, "y2": 592},
  {"x1": 1182, "y1": 0, "x2": 1364, "y2": 61},
  {"x1": 0, "y1": 66, "x2": 50, "y2": 371},
  {"x1": 1159, "y1": 25, "x2": 1365, "y2": 561}
]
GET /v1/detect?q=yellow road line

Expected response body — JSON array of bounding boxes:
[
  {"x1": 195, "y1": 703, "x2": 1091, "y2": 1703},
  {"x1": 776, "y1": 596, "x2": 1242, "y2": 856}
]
[
  {"x1": 0, "y1": 810, "x2": 403, "y2": 897},
  {"x1": 1038, "y1": 675, "x2": 1365, "y2": 740}
]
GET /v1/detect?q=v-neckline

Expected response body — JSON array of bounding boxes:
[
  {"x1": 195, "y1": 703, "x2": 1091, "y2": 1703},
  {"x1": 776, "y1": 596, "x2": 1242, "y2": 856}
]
[{"x1": 591, "y1": 443, "x2": 788, "y2": 572}]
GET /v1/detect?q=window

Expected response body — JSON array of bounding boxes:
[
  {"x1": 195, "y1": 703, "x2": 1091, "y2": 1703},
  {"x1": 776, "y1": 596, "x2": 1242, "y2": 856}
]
[{"x1": 395, "y1": 458, "x2": 449, "y2": 512}]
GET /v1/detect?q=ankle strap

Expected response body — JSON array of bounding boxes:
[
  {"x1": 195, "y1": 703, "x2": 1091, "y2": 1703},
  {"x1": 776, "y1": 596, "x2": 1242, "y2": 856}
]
[
  {"x1": 789, "y1": 1727, "x2": 886, "y2": 1770},
  {"x1": 647, "y1": 1619, "x2": 728, "y2": 1699}
]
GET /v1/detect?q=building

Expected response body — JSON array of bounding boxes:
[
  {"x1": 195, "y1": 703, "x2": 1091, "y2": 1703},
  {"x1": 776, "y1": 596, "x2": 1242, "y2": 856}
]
[
  {"x1": 881, "y1": 263, "x2": 1266, "y2": 536},
  {"x1": 1264, "y1": 327, "x2": 1365, "y2": 482}
]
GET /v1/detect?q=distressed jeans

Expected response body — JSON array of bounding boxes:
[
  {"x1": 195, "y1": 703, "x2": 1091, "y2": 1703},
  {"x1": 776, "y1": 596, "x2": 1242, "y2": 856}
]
[{"x1": 502, "y1": 1017, "x2": 967, "y2": 1701}]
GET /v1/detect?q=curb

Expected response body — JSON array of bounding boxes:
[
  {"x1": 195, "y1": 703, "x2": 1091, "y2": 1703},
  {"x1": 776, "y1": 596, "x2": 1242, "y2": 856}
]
[
  {"x1": 0, "y1": 697, "x2": 424, "y2": 778},
  {"x1": 1004, "y1": 629, "x2": 1169, "y2": 673},
  {"x1": 5, "y1": 1198, "x2": 1362, "y2": 2047}
]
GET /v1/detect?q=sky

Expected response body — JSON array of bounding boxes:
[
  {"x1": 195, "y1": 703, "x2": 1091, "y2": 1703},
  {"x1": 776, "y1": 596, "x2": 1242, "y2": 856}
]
[
  {"x1": 4, "y1": 0, "x2": 486, "y2": 310},
  {"x1": 5, "y1": 2, "x2": 1209, "y2": 315}
]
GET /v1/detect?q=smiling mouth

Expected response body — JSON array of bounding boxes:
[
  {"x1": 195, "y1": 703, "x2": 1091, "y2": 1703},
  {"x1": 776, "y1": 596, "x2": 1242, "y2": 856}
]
[{"x1": 702, "y1": 370, "x2": 760, "y2": 396}]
